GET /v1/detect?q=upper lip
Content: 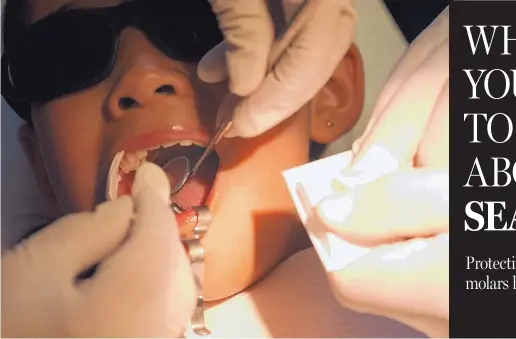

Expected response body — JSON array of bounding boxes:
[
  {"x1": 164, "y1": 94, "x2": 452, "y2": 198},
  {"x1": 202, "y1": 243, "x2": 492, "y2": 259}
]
[{"x1": 118, "y1": 126, "x2": 210, "y2": 153}]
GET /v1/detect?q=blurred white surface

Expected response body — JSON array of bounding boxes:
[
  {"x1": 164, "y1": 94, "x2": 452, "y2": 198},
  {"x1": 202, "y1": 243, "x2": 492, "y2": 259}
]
[
  {"x1": 1, "y1": 0, "x2": 407, "y2": 249},
  {"x1": 323, "y1": 0, "x2": 407, "y2": 157},
  {"x1": 1, "y1": 105, "x2": 60, "y2": 248}
]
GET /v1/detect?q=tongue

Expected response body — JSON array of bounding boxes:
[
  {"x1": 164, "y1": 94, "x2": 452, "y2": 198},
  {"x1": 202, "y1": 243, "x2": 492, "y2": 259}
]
[
  {"x1": 170, "y1": 152, "x2": 219, "y2": 208},
  {"x1": 117, "y1": 167, "x2": 213, "y2": 208},
  {"x1": 170, "y1": 176, "x2": 211, "y2": 208}
]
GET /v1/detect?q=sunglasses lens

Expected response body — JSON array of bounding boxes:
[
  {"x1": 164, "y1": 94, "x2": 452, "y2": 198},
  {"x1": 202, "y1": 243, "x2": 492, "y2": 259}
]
[
  {"x1": 9, "y1": 12, "x2": 116, "y2": 102},
  {"x1": 149, "y1": 1, "x2": 222, "y2": 62},
  {"x1": 5, "y1": 0, "x2": 223, "y2": 104},
  {"x1": 152, "y1": 22, "x2": 199, "y2": 60}
]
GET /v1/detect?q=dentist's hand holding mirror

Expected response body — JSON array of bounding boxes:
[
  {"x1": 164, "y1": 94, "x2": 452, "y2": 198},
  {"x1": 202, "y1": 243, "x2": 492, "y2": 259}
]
[{"x1": 2, "y1": 163, "x2": 196, "y2": 338}]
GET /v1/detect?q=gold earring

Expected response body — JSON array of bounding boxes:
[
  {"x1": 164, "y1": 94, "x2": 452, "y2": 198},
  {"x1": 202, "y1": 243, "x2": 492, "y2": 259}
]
[{"x1": 326, "y1": 119, "x2": 334, "y2": 128}]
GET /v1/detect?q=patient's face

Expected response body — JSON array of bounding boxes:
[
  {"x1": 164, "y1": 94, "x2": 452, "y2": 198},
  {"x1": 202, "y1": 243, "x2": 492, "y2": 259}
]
[{"x1": 20, "y1": 0, "x2": 364, "y2": 299}]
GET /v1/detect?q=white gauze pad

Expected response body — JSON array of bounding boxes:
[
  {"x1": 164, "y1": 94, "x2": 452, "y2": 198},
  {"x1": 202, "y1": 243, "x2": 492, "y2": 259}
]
[{"x1": 282, "y1": 148, "x2": 398, "y2": 272}]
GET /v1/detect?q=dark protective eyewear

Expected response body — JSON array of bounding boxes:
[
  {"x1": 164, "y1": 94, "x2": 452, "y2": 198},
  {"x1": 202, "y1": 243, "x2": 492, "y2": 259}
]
[{"x1": 1, "y1": 0, "x2": 223, "y2": 123}]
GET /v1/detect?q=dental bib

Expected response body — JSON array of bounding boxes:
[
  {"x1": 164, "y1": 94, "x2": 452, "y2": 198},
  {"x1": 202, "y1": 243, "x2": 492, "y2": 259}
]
[{"x1": 282, "y1": 149, "x2": 398, "y2": 272}]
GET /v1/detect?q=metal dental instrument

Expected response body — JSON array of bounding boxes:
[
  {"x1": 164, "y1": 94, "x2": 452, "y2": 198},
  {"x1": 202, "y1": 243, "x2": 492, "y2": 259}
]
[
  {"x1": 168, "y1": 0, "x2": 316, "y2": 197},
  {"x1": 162, "y1": 156, "x2": 192, "y2": 197},
  {"x1": 172, "y1": 202, "x2": 185, "y2": 214},
  {"x1": 191, "y1": 109, "x2": 234, "y2": 178},
  {"x1": 177, "y1": 206, "x2": 212, "y2": 338}
]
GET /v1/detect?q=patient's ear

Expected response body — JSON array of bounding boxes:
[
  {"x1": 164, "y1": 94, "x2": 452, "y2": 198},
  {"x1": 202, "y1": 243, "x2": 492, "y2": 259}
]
[
  {"x1": 18, "y1": 124, "x2": 56, "y2": 200},
  {"x1": 309, "y1": 43, "x2": 364, "y2": 144}
]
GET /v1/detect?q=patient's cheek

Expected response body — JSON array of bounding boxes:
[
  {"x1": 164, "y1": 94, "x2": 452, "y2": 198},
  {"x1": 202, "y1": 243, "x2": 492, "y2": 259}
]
[
  {"x1": 32, "y1": 142, "x2": 98, "y2": 215},
  {"x1": 33, "y1": 101, "x2": 107, "y2": 213},
  {"x1": 199, "y1": 113, "x2": 312, "y2": 300}
]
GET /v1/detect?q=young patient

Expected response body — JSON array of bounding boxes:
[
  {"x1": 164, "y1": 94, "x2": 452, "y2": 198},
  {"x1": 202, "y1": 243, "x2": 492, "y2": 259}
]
[{"x1": 2, "y1": 0, "x2": 423, "y2": 337}]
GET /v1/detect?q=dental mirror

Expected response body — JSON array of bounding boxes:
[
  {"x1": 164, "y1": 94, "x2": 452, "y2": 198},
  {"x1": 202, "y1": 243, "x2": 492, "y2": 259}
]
[{"x1": 162, "y1": 156, "x2": 191, "y2": 197}]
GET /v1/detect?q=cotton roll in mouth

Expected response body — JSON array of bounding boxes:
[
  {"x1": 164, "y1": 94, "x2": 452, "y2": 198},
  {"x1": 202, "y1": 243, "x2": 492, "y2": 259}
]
[{"x1": 107, "y1": 151, "x2": 125, "y2": 201}]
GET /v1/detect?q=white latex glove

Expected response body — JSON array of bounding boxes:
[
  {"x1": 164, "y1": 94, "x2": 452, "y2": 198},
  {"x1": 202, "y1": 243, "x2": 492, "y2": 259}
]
[
  {"x1": 352, "y1": 6, "x2": 449, "y2": 169},
  {"x1": 317, "y1": 169, "x2": 449, "y2": 338},
  {"x1": 2, "y1": 163, "x2": 196, "y2": 338},
  {"x1": 198, "y1": 0, "x2": 357, "y2": 138},
  {"x1": 314, "y1": 7, "x2": 450, "y2": 338}
]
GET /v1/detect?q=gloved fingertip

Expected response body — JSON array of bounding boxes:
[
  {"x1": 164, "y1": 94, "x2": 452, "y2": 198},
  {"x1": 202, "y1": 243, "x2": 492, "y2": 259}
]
[
  {"x1": 132, "y1": 162, "x2": 170, "y2": 203},
  {"x1": 225, "y1": 120, "x2": 265, "y2": 139},
  {"x1": 198, "y1": 65, "x2": 228, "y2": 84},
  {"x1": 198, "y1": 42, "x2": 229, "y2": 83},
  {"x1": 316, "y1": 192, "x2": 355, "y2": 230},
  {"x1": 350, "y1": 145, "x2": 399, "y2": 173},
  {"x1": 222, "y1": 124, "x2": 243, "y2": 138},
  {"x1": 224, "y1": 110, "x2": 261, "y2": 139},
  {"x1": 351, "y1": 138, "x2": 362, "y2": 156},
  {"x1": 225, "y1": 100, "x2": 281, "y2": 138},
  {"x1": 227, "y1": 57, "x2": 266, "y2": 97},
  {"x1": 229, "y1": 78, "x2": 259, "y2": 98},
  {"x1": 94, "y1": 195, "x2": 134, "y2": 218}
]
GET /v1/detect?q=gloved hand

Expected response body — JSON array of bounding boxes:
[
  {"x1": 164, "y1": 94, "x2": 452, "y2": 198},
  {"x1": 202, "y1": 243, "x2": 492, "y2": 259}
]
[
  {"x1": 314, "y1": 7, "x2": 449, "y2": 338},
  {"x1": 317, "y1": 169, "x2": 449, "y2": 338},
  {"x1": 2, "y1": 163, "x2": 196, "y2": 338},
  {"x1": 351, "y1": 5, "x2": 449, "y2": 169},
  {"x1": 198, "y1": 0, "x2": 357, "y2": 138}
]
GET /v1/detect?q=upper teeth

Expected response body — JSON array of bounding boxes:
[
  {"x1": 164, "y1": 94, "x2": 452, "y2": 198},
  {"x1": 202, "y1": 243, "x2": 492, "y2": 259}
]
[
  {"x1": 162, "y1": 140, "x2": 194, "y2": 148},
  {"x1": 106, "y1": 140, "x2": 204, "y2": 200},
  {"x1": 119, "y1": 140, "x2": 203, "y2": 174}
]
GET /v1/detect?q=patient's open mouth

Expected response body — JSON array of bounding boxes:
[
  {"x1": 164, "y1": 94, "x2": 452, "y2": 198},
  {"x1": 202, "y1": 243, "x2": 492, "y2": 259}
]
[{"x1": 107, "y1": 134, "x2": 219, "y2": 210}]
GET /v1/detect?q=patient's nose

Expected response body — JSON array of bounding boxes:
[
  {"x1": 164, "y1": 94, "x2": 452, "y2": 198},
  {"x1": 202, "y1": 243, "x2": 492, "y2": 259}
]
[
  {"x1": 106, "y1": 29, "x2": 187, "y2": 119},
  {"x1": 108, "y1": 68, "x2": 179, "y2": 117}
]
